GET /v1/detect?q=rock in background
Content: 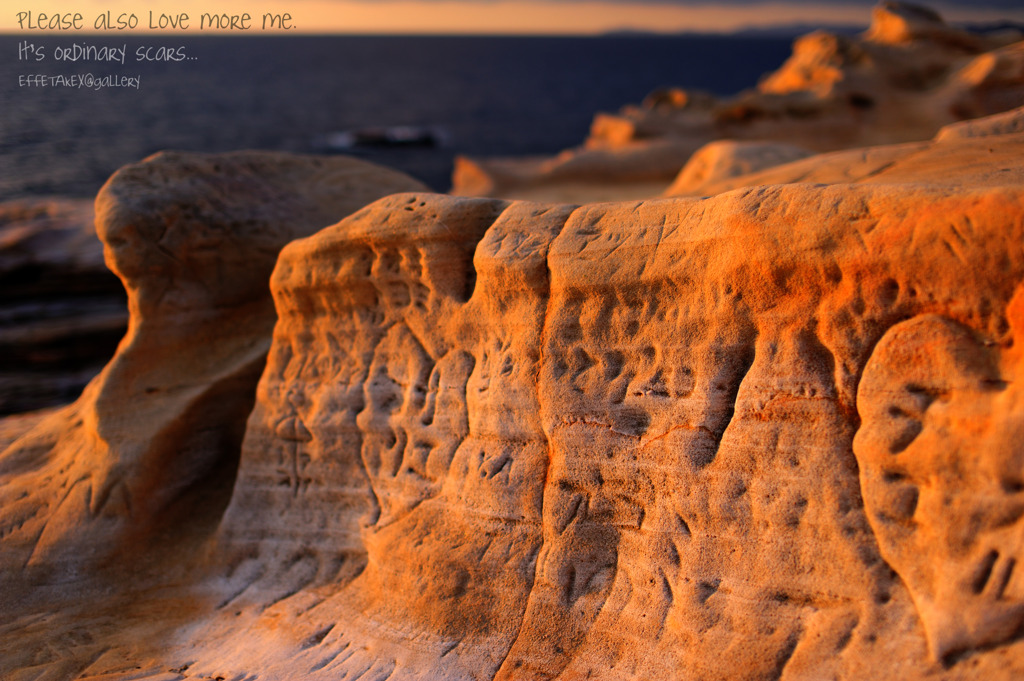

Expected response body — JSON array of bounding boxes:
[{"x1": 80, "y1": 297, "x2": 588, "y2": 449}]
[
  {"x1": 452, "y1": 1, "x2": 1024, "y2": 202},
  {"x1": 665, "y1": 104, "x2": 1024, "y2": 196}
]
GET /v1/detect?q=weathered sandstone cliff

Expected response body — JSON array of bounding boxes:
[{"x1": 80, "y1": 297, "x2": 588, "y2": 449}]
[
  {"x1": 0, "y1": 150, "x2": 427, "y2": 664},
  {"x1": 3, "y1": 123, "x2": 1024, "y2": 679}
]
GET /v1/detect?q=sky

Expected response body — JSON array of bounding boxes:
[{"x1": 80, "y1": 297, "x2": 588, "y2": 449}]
[{"x1": 5, "y1": 0, "x2": 1024, "y2": 35}]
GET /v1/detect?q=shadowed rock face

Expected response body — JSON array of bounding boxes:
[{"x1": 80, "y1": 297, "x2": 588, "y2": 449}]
[
  {"x1": 0, "y1": 198, "x2": 126, "y2": 414},
  {"x1": 0, "y1": 151, "x2": 427, "y2": 591},
  {"x1": 5, "y1": 140, "x2": 1024, "y2": 680}
]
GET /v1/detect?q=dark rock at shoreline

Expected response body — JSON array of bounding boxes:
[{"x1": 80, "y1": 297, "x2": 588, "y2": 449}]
[{"x1": 0, "y1": 198, "x2": 126, "y2": 414}]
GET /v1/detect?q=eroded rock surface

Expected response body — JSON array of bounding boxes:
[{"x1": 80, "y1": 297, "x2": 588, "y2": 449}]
[
  {"x1": 453, "y1": 2, "x2": 1024, "y2": 202},
  {"x1": 855, "y1": 308, "x2": 1024, "y2": 662},
  {"x1": 194, "y1": 179, "x2": 1024, "y2": 681},
  {"x1": 4, "y1": 138, "x2": 1024, "y2": 680},
  {"x1": 0, "y1": 151, "x2": 427, "y2": 627}
]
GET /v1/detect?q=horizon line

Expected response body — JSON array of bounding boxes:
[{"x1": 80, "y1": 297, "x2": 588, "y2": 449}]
[{"x1": 0, "y1": 28, "x2": 861, "y2": 37}]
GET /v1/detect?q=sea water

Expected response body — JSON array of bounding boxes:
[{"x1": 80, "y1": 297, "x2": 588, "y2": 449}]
[{"x1": 0, "y1": 34, "x2": 792, "y2": 198}]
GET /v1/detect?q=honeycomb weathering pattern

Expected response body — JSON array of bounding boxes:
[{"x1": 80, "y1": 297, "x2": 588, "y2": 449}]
[{"x1": 207, "y1": 184, "x2": 1024, "y2": 680}]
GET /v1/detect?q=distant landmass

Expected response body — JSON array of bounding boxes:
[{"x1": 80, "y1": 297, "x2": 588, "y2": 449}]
[
  {"x1": 605, "y1": 20, "x2": 1024, "y2": 39},
  {"x1": 730, "y1": 23, "x2": 866, "y2": 38},
  {"x1": 958, "y1": 20, "x2": 1024, "y2": 34},
  {"x1": 601, "y1": 24, "x2": 866, "y2": 39}
]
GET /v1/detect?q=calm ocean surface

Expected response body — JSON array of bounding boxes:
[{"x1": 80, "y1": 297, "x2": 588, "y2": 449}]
[{"x1": 0, "y1": 35, "x2": 792, "y2": 198}]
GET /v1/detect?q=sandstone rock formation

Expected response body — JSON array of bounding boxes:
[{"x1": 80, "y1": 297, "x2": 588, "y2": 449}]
[
  {"x1": 0, "y1": 198, "x2": 125, "y2": 414},
  {"x1": 451, "y1": 139, "x2": 705, "y2": 204},
  {"x1": 855, "y1": 307, "x2": 1024, "y2": 662},
  {"x1": 665, "y1": 104, "x2": 1024, "y2": 196},
  {"x1": 0, "y1": 150, "x2": 426, "y2": 607},
  {"x1": 665, "y1": 140, "x2": 814, "y2": 197},
  {"x1": 4, "y1": 125, "x2": 1024, "y2": 679},
  {"x1": 452, "y1": 2, "x2": 1024, "y2": 202},
  {"x1": 934, "y1": 103, "x2": 1024, "y2": 139}
]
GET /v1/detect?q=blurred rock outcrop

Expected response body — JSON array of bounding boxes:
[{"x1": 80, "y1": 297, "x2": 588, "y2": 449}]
[
  {"x1": 665, "y1": 104, "x2": 1024, "y2": 196},
  {"x1": 453, "y1": 1, "x2": 1024, "y2": 202}
]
